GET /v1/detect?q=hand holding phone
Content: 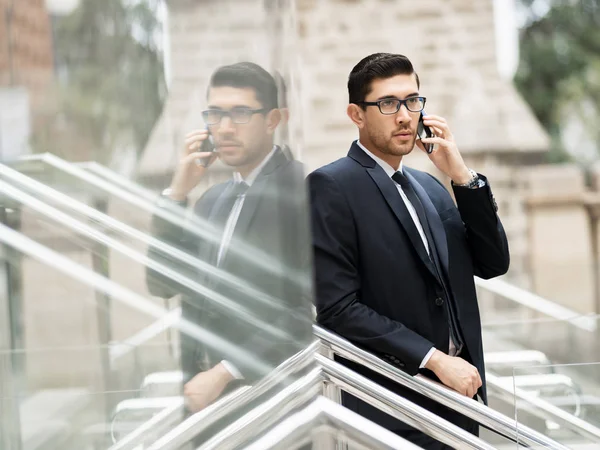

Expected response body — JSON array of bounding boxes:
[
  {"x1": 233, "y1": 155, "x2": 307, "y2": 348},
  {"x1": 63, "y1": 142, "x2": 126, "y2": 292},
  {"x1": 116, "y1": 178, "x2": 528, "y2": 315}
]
[
  {"x1": 196, "y1": 130, "x2": 216, "y2": 167},
  {"x1": 167, "y1": 128, "x2": 216, "y2": 201},
  {"x1": 417, "y1": 111, "x2": 435, "y2": 154}
]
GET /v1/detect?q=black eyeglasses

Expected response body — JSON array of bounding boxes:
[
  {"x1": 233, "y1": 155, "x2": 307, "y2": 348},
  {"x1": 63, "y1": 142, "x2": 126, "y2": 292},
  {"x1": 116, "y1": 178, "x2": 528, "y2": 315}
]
[
  {"x1": 357, "y1": 96, "x2": 426, "y2": 115},
  {"x1": 202, "y1": 107, "x2": 268, "y2": 125}
]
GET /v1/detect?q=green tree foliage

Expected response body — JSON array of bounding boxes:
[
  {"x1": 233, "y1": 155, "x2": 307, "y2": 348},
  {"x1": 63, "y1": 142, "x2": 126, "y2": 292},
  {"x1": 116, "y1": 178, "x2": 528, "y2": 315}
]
[
  {"x1": 33, "y1": 0, "x2": 166, "y2": 166},
  {"x1": 515, "y1": 0, "x2": 600, "y2": 163}
]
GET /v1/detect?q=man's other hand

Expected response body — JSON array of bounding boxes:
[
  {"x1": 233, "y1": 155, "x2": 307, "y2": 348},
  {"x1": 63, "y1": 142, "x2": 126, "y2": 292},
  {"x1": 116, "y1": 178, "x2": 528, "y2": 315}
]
[
  {"x1": 183, "y1": 363, "x2": 234, "y2": 412},
  {"x1": 425, "y1": 350, "x2": 482, "y2": 398}
]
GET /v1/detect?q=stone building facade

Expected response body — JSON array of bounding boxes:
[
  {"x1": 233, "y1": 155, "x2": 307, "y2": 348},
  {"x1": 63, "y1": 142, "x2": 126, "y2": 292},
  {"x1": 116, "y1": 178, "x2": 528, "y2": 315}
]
[
  {"x1": 139, "y1": 0, "x2": 551, "y2": 297},
  {"x1": 0, "y1": 0, "x2": 54, "y2": 103}
]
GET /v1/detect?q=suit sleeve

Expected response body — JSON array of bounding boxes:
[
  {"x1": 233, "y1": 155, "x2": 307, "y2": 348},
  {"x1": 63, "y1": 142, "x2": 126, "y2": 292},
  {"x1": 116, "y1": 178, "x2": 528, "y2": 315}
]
[
  {"x1": 146, "y1": 198, "x2": 201, "y2": 299},
  {"x1": 452, "y1": 174, "x2": 510, "y2": 279},
  {"x1": 309, "y1": 170, "x2": 434, "y2": 375}
]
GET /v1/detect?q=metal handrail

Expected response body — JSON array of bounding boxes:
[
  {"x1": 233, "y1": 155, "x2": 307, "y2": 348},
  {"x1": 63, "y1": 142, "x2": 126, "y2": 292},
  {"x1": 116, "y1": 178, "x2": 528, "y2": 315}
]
[
  {"x1": 242, "y1": 396, "x2": 423, "y2": 450},
  {"x1": 75, "y1": 161, "x2": 159, "y2": 204},
  {"x1": 196, "y1": 362, "x2": 497, "y2": 450},
  {"x1": 145, "y1": 341, "x2": 319, "y2": 450},
  {"x1": 316, "y1": 355, "x2": 496, "y2": 450},
  {"x1": 0, "y1": 180, "x2": 294, "y2": 343},
  {"x1": 196, "y1": 368, "x2": 325, "y2": 450},
  {"x1": 314, "y1": 325, "x2": 571, "y2": 449},
  {"x1": 9, "y1": 154, "x2": 302, "y2": 283},
  {"x1": 0, "y1": 223, "x2": 274, "y2": 376},
  {"x1": 0, "y1": 162, "x2": 306, "y2": 357}
]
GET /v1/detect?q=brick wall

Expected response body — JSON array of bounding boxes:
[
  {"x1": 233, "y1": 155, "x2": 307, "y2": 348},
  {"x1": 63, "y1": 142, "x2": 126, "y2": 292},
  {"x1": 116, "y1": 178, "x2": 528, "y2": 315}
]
[{"x1": 0, "y1": 0, "x2": 54, "y2": 104}]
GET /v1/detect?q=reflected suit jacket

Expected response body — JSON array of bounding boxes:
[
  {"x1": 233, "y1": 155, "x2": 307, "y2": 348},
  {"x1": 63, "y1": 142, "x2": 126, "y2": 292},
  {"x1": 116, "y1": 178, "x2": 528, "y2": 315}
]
[
  {"x1": 308, "y1": 142, "x2": 510, "y2": 431},
  {"x1": 147, "y1": 148, "x2": 313, "y2": 384}
]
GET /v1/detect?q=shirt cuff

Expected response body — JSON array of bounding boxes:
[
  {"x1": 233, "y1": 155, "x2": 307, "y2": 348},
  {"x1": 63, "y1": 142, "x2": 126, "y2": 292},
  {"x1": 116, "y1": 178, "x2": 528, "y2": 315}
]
[
  {"x1": 220, "y1": 360, "x2": 244, "y2": 380},
  {"x1": 419, "y1": 347, "x2": 437, "y2": 369}
]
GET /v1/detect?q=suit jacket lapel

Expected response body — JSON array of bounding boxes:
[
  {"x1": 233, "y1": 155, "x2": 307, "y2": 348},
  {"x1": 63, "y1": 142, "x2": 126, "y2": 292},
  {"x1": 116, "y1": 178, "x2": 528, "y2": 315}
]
[
  {"x1": 201, "y1": 181, "x2": 236, "y2": 268},
  {"x1": 405, "y1": 170, "x2": 450, "y2": 279},
  {"x1": 366, "y1": 164, "x2": 438, "y2": 279},
  {"x1": 220, "y1": 147, "x2": 288, "y2": 264}
]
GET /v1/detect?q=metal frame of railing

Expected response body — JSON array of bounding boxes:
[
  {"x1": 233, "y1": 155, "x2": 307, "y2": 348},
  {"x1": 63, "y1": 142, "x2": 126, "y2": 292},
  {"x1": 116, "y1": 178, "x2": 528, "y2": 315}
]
[
  {"x1": 241, "y1": 396, "x2": 423, "y2": 450},
  {"x1": 10, "y1": 154, "x2": 301, "y2": 283},
  {"x1": 143, "y1": 341, "x2": 319, "y2": 450},
  {"x1": 194, "y1": 363, "x2": 496, "y2": 450},
  {"x1": 0, "y1": 163, "x2": 294, "y2": 356},
  {"x1": 0, "y1": 179, "x2": 293, "y2": 343},
  {"x1": 140, "y1": 333, "x2": 571, "y2": 450},
  {"x1": 314, "y1": 325, "x2": 571, "y2": 449},
  {"x1": 0, "y1": 223, "x2": 276, "y2": 376},
  {"x1": 3, "y1": 157, "x2": 599, "y2": 448}
]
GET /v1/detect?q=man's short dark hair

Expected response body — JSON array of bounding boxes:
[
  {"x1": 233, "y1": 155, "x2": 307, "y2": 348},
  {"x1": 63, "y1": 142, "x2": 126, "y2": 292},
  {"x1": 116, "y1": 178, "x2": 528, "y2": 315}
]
[
  {"x1": 348, "y1": 53, "x2": 420, "y2": 106},
  {"x1": 208, "y1": 62, "x2": 279, "y2": 110}
]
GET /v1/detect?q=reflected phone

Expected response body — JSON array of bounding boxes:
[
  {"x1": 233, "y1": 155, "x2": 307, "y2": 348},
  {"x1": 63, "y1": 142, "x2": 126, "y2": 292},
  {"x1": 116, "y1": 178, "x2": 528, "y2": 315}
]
[
  {"x1": 417, "y1": 111, "x2": 435, "y2": 154},
  {"x1": 196, "y1": 129, "x2": 216, "y2": 167}
]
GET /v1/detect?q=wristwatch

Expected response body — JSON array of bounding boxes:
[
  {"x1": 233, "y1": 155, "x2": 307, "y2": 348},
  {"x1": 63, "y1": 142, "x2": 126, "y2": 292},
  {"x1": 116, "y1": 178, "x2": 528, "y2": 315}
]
[
  {"x1": 455, "y1": 169, "x2": 484, "y2": 189},
  {"x1": 159, "y1": 188, "x2": 188, "y2": 207}
]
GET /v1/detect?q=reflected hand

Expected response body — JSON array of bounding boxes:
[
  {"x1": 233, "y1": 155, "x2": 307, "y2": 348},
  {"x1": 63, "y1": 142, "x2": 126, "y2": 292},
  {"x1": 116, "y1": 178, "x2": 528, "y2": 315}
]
[
  {"x1": 183, "y1": 363, "x2": 234, "y2": 413},
  {"x1": 168, "y1": 129, "x2": 218, "y2": 201},
  {"x1": 425, "y1": 350, "x2": 482, "y2": 398},
  {"x1": 415, "y1": 114, "x2": 472, "y2": 185}
]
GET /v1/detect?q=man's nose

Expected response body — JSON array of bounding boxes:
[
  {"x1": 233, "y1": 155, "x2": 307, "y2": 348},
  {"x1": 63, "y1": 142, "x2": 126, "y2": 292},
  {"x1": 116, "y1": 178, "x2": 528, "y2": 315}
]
[
  {"x1": 217, "y1": 115, "x2": 236, "y2": 134},
  {"x1": 395, "y1": 104, "x2": 411, "y2": 123}
]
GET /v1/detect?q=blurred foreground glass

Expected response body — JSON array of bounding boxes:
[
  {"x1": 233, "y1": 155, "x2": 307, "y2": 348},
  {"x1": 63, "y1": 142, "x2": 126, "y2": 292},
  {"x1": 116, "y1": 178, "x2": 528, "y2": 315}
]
[
  {"x1": 513, "y1": 363, "x2": 600, "y2": 449},
  {"x1": 0, "y1": 0, "x2": 315, "y2": 448}
]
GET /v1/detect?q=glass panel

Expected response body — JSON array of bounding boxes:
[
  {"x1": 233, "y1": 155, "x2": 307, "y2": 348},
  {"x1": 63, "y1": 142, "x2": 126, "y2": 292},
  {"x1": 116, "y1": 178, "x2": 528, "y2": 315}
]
[
  {"x1": 513, "y1": 362, "x2": 600, "y2": 449},
  {"x1": 0, "y1": 345, "x2": 179, "y2": 450},
  {"x1": 0, "y1": 0, "x2": 315, "y2": 447},
  {"x1": 478, "y1": 282, "x2": 599, "y2": 368}
]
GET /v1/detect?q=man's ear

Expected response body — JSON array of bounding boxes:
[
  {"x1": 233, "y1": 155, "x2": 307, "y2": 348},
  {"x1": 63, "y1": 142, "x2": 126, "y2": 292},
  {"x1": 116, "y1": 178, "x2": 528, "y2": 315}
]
[
  {"x1": 347, "y1": 104, "x2": 366, "y2": 129},
  {"x1": 279, "y1": 107, "x2": 290, "y2": 125},
  {"x1": 265, "y1": 108, "x2": 282, "y2": 135}
]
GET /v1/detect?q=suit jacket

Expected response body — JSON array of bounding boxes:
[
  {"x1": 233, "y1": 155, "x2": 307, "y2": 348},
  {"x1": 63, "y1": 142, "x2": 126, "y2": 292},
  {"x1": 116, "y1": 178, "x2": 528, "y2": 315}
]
[
  {"x1": 147, "y1": 148, "x2": 313, "y2": 385},
  {"x1": 309, "y1": 142, "x2": 510, "y2": 431}
]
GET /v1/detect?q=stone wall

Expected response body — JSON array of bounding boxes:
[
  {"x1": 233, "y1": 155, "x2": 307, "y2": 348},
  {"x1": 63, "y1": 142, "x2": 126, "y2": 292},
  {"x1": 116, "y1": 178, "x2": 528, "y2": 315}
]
[{"x1": 0, "y1": 0, "x2": 54, "y2": 105}]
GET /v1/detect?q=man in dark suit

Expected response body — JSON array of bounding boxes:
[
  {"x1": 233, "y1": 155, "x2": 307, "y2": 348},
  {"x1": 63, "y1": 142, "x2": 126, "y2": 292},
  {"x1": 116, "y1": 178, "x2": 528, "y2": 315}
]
[
  {"x1": 146, "y1": 62, "x2": 312, "y2": 413},
  {"x1": 309, "y1": 53, "x2": 510, "y2": 449}
]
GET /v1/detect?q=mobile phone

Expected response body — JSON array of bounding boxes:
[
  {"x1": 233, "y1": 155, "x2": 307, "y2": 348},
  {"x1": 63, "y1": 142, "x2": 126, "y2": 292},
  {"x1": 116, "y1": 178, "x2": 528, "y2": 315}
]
[
  {"x1": 417, "y1": 111, "x2": 435, "y2": 154},
  {"x1": 196, "y1": 129, "x2": 216, "y2": 167}
]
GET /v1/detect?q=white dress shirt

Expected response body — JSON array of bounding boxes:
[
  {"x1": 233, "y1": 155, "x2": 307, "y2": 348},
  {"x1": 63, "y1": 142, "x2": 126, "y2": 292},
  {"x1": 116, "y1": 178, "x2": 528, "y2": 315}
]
[
  {"x1": 356, "y1": 140, "x2": 455, "y2": 369},
  {"x1": 217, "y1": 146, "x2": 277, "y2": 379}
]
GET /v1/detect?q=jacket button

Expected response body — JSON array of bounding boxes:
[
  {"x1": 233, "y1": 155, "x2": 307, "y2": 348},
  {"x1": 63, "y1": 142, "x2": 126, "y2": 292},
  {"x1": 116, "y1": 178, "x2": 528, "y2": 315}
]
[{"x1": 435, "y1": 297, "x2": 444, "y2": 306}]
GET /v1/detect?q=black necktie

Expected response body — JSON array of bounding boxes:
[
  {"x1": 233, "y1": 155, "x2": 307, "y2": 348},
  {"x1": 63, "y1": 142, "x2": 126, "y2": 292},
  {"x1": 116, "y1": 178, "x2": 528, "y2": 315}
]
[
  {"x1": 392, "y1": 171, "x2": 465, "y2": 353},
  {"x1": 391, "y1": 171, "x2": 434, "y2": 257}
]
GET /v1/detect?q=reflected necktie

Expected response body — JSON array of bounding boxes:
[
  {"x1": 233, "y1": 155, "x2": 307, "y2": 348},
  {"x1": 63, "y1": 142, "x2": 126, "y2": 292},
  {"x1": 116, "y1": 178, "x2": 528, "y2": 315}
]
[{"x1": 215, "y1": 181, "x2": 250, "y2": 266}]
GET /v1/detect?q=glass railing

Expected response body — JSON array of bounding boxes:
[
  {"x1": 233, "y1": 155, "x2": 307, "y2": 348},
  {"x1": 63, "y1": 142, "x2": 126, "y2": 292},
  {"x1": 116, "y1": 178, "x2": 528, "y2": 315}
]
[
  {"x1": 0, "y1": 214, "x2": 315, "y2": 448},
  {"x1": 511, "y1": 362, "x2": 600, "y2": 449},
  {"x1": 0, "y1": 344, "x2": 168, "y2": 450}
]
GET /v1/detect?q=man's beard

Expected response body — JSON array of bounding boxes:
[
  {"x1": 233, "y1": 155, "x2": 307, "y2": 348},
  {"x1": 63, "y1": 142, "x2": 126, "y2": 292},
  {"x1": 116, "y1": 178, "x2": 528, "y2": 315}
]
[{"x1": 370, "y1": 128, "x2": 416, "y2": 156}]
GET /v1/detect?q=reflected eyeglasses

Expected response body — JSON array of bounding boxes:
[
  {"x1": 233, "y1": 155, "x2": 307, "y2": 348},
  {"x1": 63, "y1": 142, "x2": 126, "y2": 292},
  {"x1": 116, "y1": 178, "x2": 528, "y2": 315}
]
[{"x1": 202, "y1": 107, "x2": 268, "y2": 125}]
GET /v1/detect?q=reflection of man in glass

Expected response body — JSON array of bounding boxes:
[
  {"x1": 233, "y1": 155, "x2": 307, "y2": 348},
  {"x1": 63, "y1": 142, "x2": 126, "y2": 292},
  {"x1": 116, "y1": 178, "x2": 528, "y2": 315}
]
[{"x1": 146, "y1": 62, "x2": 311, "y2": 413}]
